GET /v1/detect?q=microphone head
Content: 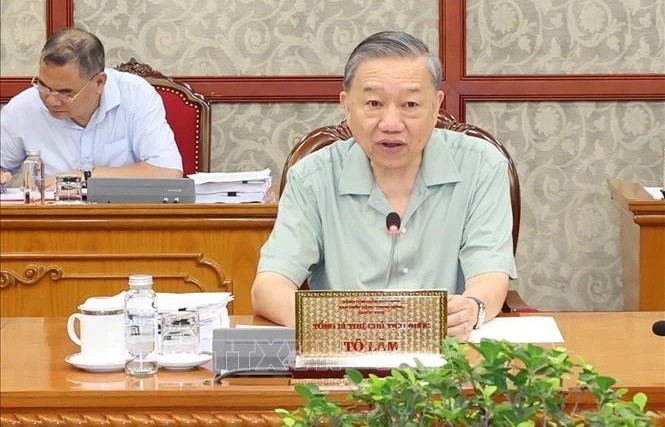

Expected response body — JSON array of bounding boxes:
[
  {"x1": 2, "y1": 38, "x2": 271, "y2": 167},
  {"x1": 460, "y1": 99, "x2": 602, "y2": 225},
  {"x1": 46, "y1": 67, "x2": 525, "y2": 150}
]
[
  {"x1": 386, "y1": 212, "x2": 401, "y2": 233},
  {"x1": 653, "y1": 320, "x2": 665, "y2": 337}
]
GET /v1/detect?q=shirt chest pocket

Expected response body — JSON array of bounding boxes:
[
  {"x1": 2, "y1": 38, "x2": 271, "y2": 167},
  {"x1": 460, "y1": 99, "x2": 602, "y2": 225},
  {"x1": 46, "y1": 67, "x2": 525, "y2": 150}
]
[{"x1": 101, "y1": 138, "x2": 134, "y2": 167}]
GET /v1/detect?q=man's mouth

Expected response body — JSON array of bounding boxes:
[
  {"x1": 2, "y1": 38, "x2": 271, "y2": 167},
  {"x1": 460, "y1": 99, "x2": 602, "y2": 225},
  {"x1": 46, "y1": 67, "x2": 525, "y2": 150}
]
[{"x1": 378, "y1": 140, "x2": 405, "y2": 149}]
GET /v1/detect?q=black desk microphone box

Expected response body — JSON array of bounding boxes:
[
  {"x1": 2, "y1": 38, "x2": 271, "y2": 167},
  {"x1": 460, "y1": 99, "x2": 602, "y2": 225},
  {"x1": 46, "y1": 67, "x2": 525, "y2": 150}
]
[{"x1": 86, "y1": 177, "x2": 195, "y2": 204}]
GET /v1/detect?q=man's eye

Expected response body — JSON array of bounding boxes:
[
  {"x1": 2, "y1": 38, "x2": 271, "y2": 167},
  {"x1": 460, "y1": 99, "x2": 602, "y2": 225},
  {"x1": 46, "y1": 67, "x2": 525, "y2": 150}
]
[
  {"x1": 367, "y1": 100, "x2": 380, "y2": 107},
  {"x1": 405, "y1": 101, "x2": 418, "y2": 108}
]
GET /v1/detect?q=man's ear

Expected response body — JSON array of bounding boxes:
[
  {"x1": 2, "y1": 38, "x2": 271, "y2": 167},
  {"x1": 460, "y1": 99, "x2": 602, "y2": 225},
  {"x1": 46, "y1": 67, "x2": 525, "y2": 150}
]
[
  {"x1": 94, "y1": 72, "x2": 107, "y2": 94},
  {"x1": 339, "y1": 91, "x2": 351, "y2": 119},
  {"x1": 436, "y1": 90, "x2": 445, "y2": 113}
]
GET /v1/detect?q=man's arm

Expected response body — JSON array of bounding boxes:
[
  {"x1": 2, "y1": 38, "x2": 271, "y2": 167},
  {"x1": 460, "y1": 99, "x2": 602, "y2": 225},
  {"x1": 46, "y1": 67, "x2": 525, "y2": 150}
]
[
  {"x1": 251, "y1": 272, "x2": 298, "y2": 326},
  {"x1": 129, "y1": 81, "x2": 183, "y2": 174},
  {"x1": 447, "y1": 272, "x2": 509, "y2": 341},
  {"x1": 85, "y1": 161, "x2": 182, "y2": 178},
  {"x1": 44, "y1": 161, "x2": 181, "y2": 190}
]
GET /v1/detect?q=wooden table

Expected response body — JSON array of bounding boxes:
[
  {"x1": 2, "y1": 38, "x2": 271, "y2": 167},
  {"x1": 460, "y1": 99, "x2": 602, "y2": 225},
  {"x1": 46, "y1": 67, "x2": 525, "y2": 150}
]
[
  {"x1": 1, "y1": 312, "x2": 663, "y2": 425},
  {"x1": 608, "y1": 179, "x2": 665, "y2": 310},
  {"x1": 0, "y1": 203, "x2": 277, "y2": 316}
]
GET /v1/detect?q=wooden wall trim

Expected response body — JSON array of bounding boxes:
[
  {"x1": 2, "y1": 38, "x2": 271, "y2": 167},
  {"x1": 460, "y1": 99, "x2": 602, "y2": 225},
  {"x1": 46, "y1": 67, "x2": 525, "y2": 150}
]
[
  {"x1": 169, "y1": 76, "x2": 343, "y2": 103},
  {"x1": 3, "y1": 75, "x2": 662, "y2": 105},
  {"x1": 442, "y1": 0, "x2": 462, "y2": 119},
  {"x1": 46, "y1": 0, "x2": 74, "y2": 36},
  {"x1": 458, "y1": 76, "x2": 665, "y2": 117},
  {"x1": 0, "y1": 76, "x2": 343, "y2": 104},
  {"x1": 0, "y1": 78, "x2": 30, "y2": 103}
]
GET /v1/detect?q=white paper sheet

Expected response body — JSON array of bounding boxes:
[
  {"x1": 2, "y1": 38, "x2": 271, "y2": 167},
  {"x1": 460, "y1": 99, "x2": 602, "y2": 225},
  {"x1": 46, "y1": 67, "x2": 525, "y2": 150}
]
[
  {"x1": 234, "y1": 324, "x2": 291, "y2": 329},
  {"x1": 195, "y1": 192, "x2": 266, "y2": 204},
  {"x1": 469, "y1": 316, "x2": 564, "y2": 343},
  {"x1": 187, "y1": 168, "x2": 271, "y2": 184},
  {"x1": 0, "y1": 187, "x2": 55, "y2": 202},
  {"x1": 644, "y1": 187, "x2": 664, "y2": 200}
]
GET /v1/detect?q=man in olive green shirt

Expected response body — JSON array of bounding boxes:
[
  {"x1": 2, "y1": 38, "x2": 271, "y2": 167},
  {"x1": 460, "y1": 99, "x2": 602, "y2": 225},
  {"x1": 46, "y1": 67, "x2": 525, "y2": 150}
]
[{"x1": 252, "y1": 31, "x2": 516, "y2": 342}]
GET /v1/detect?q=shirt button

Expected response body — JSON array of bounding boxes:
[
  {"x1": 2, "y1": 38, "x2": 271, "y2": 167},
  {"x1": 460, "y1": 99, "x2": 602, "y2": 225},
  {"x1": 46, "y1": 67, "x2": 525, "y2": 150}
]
[{"x1": 402, "y1": 267, "x2": 409, "y2": 274}]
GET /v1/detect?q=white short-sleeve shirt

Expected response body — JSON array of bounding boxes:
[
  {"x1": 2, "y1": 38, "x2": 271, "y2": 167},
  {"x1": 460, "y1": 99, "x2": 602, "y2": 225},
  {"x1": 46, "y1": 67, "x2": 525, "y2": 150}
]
[{"x1": 0, "y1": 68, "x2": 182, "y2": 176}]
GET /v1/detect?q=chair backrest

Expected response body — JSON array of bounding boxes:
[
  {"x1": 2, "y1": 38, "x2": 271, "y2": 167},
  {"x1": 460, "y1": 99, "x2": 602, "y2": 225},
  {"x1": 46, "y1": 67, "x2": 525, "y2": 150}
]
[
  {"x1": 280, "y1": 109, "x2": 521, "y2": 254},
  {"x1": 115, "y1": 58, "x2": 211, "y2": 175}
]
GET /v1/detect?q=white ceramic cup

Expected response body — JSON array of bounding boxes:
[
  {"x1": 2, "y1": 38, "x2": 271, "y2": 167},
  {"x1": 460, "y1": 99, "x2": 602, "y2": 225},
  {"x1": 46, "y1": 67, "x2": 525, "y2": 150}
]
[{"x1": 67, "y1": 297, "x2": 126, "y2": 362}]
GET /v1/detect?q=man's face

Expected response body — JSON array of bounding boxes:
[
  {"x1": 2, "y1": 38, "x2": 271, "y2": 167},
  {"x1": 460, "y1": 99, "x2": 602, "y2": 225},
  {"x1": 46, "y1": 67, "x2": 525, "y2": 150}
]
[
  {"x1": 340, "y1": 55, "x2": 444, "y2": 175},
  {"x1": 35, "y1": 60, "x2": 104, "y2": 122}
]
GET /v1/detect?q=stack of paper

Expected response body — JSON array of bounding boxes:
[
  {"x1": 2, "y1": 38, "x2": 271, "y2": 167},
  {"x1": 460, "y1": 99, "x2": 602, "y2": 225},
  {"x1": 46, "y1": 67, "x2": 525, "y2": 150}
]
[{"x1": 188, "y1": 168, "x2": 271, "y2": 204}]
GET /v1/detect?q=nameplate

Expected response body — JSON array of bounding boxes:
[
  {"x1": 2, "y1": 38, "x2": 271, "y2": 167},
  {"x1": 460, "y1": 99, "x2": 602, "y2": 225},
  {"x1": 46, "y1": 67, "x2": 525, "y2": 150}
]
[{"x1": 294, "y1": 290, "x2": 447, "y2": 369}]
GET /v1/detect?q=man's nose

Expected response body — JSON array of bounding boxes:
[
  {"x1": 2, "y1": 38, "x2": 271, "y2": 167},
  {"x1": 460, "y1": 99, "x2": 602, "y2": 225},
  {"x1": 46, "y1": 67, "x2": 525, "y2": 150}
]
[
  {"x1": 378, "y1": 105, "x2": 404, "y2": 132},
  {"x1": 43, "y1": 93, "x2": 64, "y2": 107}
]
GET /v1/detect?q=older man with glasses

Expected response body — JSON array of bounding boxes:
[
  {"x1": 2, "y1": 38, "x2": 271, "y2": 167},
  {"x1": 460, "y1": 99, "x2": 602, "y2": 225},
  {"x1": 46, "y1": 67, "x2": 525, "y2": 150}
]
[{"x1": 0, "y1": 27, "x2": 182, "y2": 189}]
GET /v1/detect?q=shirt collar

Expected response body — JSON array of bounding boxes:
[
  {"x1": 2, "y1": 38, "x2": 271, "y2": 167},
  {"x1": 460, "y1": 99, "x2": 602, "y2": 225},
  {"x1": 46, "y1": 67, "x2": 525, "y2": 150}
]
[
  {"x1": 420, "y1": 129, "x2": 461, "y2": 186},
  {"x1": 92, "y1": 68, "x2": 121, "y2": 124},
  {"x1": 338, "y1": 141, "x2": 374, "y2": 195},
  {"x1": 338, "y1": 129, "x2": 461, "y2": 195}
]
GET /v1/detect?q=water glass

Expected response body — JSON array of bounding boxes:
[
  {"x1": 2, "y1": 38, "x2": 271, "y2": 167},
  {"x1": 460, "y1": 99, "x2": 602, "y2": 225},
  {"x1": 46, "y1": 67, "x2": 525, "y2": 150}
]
[
  {"x1": 55, "y1": 174, "x2": 83, "y2": 204},
  {"x1": 160, "y1": 310, "x2": 200, "y2": 355}
]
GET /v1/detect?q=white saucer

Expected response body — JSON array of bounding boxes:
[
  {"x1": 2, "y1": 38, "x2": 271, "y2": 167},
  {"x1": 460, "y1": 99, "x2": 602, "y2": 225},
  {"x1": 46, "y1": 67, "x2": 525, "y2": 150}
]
[
  {"x1": 157, "y1": 353, "x2": 212, "y2": 371},
  {"x1": 65, "y1": 353, "x2": 127, "y2": 372}
]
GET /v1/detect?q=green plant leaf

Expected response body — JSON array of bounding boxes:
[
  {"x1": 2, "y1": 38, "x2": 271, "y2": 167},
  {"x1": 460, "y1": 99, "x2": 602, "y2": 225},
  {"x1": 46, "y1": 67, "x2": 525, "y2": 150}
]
[
  {"x1": 294, "y1": 383, "x2": 319, "y2": 400},
  {"x1": 632, "y1": 392, "x2": 648, "y2": 411},
  {"x1": 346, "y1": 368, "x2": 363, "y2": 385}
]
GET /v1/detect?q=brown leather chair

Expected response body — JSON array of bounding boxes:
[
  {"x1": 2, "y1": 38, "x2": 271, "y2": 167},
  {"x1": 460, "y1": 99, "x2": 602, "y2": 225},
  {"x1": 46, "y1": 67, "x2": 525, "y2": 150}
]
[
  {"x1": 280, "y1": 109, "x2": 534, "y2": 313},
  {"x1": 115, "y1": 58, "x2": 211, "y2": 175}
]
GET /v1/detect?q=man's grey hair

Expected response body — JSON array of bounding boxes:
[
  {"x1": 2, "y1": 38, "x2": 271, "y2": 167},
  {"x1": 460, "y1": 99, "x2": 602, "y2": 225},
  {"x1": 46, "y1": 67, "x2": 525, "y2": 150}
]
[
  {"x1": 343, "y1": 31, "x2": 441, "y2": 91},
  {"x1": 40, "y1": 28, "x2": 105, "y2": 79}
]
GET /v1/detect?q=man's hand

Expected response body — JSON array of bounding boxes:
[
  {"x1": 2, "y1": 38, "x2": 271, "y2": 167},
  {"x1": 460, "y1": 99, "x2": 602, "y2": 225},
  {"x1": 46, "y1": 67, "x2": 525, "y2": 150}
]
[
  {"x1": 446, "y1": 294, "x2": 478, "y2": 342},
  {"x1": 0, "y1": 171, "x2": 12, "y2": 185}
]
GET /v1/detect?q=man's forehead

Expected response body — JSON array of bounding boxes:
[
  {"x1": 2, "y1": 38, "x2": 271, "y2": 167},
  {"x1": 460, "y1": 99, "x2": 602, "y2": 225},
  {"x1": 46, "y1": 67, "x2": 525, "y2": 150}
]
[
  {"x1": 361, "y1": 82, "x2": 423, "y2": 93},
  {"x1": 39, "y1": 60, "x2": 81, "y2": 76},
  {"x1": 38, "y1": 61, "x2": 83, "y2": 85},
  {"x1": 351, "y1": 56, "x2": 431, "y2": 90}
]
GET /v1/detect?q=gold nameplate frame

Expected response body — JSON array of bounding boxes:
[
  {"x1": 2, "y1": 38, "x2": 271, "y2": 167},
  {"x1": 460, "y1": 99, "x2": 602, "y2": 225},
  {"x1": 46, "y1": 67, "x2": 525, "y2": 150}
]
[{"x1": 294, "y1": 290, "x2": 447, "y2": 369}]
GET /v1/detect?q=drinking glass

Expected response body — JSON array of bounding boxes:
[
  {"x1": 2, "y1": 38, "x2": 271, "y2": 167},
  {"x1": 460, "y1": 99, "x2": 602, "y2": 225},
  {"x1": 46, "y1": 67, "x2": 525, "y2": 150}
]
[
  {"x1": 160, "y1": 310, "x2": 200, "y2": 355},
  {"x1": 55, "y1": 174, "x2": 83, "y2": 204}
]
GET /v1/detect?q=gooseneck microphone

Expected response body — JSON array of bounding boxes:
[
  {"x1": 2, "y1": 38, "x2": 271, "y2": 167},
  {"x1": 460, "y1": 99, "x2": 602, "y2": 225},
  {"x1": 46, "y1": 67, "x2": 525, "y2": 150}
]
[
  {"x1": 384, "y1": 212, "x2": 402, "y2": 287},
  {"x1": 653, "y1": 320, "x2": 665, "y2": 337}
]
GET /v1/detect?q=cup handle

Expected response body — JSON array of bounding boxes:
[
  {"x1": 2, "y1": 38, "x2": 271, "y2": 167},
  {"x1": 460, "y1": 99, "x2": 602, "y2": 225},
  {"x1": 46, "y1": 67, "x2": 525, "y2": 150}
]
[{"x1": 67, "y1": 313, "x2": 82, "y2": 346}]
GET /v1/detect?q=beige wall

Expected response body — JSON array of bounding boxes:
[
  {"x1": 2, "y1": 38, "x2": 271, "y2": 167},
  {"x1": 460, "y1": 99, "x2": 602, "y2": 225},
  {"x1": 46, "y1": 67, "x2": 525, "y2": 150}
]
[{"x1": 1, "y1": 0, "x2": 664, "y2": 312}]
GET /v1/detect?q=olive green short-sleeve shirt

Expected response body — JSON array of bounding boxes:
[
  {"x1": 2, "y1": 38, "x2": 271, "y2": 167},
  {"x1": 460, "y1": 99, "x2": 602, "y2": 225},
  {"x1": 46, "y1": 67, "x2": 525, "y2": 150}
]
[{"x1": 258, "y1": 128, "x2": 517, "y2": 294}]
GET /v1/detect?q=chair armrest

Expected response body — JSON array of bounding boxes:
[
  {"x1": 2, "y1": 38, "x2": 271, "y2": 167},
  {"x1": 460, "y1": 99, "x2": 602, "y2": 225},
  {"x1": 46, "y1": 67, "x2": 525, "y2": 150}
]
[{"x1": 501, "y1": 290, "x2": 537, "y2": 313}]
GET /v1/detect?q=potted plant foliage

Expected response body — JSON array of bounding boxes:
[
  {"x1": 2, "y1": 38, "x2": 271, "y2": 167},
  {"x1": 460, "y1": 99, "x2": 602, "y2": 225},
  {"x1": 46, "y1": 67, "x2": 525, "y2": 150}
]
[{"x1": 277, "y1": 339, "x2": 656, "y2": 426}]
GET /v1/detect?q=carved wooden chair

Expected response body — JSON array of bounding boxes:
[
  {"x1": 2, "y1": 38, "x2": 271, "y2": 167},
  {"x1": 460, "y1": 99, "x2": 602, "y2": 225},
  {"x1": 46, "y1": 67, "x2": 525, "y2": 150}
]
[
  {"x1": 115, "y1": 58, "x2": 211, "y2": 175},
  {"x1": 280, "y1": 109, "x2": 534, "y2": 313}
]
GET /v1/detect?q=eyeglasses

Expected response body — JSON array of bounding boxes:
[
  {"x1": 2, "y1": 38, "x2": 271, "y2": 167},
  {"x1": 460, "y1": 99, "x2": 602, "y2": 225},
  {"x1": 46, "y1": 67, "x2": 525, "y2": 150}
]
[{"x1": 31, "y1": 72, "x2": 100, "y2": 103}]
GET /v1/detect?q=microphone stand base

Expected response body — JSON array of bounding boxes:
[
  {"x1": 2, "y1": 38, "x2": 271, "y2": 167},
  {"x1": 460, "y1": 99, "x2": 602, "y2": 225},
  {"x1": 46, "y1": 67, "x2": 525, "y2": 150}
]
[{"x1": 289, "y1": 364, "x2": 393, "y2": 379}]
